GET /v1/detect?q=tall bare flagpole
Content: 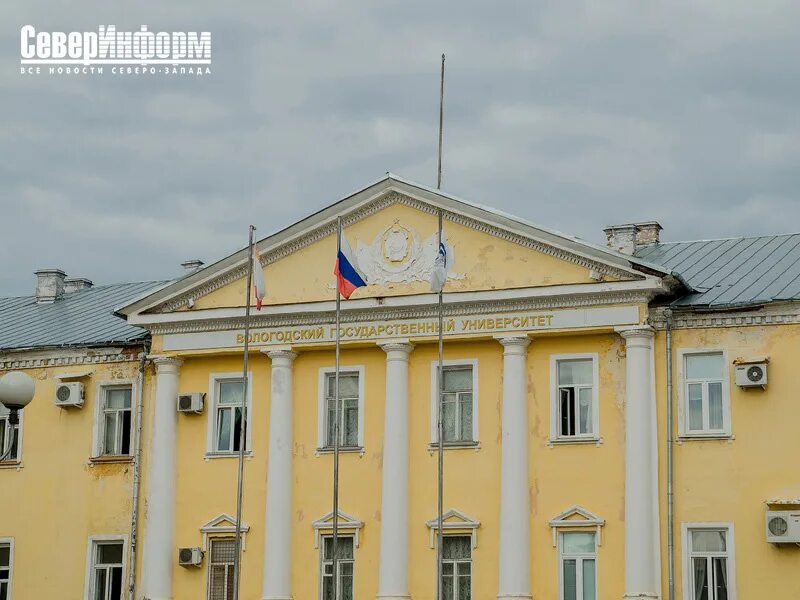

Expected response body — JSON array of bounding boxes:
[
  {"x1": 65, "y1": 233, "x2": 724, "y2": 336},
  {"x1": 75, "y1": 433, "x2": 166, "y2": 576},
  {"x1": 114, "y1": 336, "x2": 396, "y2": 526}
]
[
  {"x1": 436, "y1": 52, "x2": 446, "y2": 600},
  {"x1": 232, "y1": 224, "x2": 255, "y2": 600},
  {"x1": 332, "y1": 216, "x2": 343, "y2": 600}
]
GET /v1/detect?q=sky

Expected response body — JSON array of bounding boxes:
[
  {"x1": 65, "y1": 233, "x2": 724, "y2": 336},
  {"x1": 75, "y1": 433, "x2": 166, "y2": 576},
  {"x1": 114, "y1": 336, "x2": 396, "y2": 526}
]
[{"x1": 3, "y1": 1, "x2": 800, "y2": 295}]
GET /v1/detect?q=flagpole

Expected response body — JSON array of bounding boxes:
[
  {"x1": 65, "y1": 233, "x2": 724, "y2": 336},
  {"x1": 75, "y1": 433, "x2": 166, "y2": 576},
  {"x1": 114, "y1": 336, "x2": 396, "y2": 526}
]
[
  {"x1": 436, "y1": 52, "x2": 446, "y2": 600},
  {"x1": 332, "y1": 216, "x2": 342, "y2": 600},
  {"x1": 232, "y1": 224, "x2": 255, "y2": 600}
]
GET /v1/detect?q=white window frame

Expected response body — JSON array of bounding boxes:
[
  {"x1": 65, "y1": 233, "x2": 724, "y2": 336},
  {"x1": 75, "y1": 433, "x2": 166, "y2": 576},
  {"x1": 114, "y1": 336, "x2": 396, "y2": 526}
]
[
  {"x1": 550, "y1": 353, "x2": 600, "y2": 443},
  {"x1": 206, "y1": 372, "x2": 253, "y2": 456},
  {"x1": 317, "y1": 366, "x2": 365, "y2": 450},
  {"x1": 318, "y1": 534, "x2": 355, "y2": 600},
  {"x1": 677, "y1": 349, "x2": 731, "y2": 438},
  {"x1": 681, "y1": 522, "x2": 737, "y2": 600},
  {"x1": 83, "y1": 535, "x2": 128, "y2": 600},
  {"x1": 430, "y1": 359, "x2": 479, "y2": 446},
  {"x1": 439, "y1": 534, "x2": 473, "y2": 600},
  {"x1": 0, "y1": 409, "x2": 23, "y2": 465},
  {"x1": 558, "y1": 530, "x2": 598, "y2": 600},
  {"x1": 206, "y1": 536, "x2": 236, "y2": 600},
  {"x1": 92, "y1": 380, "x2": 136, "y2": 458},
  {"x1": 0, "y1": 537, "x2": 14, "y2": 600}
]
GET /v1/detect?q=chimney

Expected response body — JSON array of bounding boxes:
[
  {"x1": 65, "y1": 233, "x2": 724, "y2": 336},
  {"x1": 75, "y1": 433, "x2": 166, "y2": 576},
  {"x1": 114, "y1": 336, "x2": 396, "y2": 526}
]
[
  {"x1": 603, "y1": 224, "x2": 638, "y2": 255},
  {"x1": 634, "y1": 221, "x2": 662, "y2": 247},
  {"x1": 181, "y1": 259, "x2": 204, "y2": 274},
  {"x1": 34, "y1": 269, "x2": 67, "y2": 303},
  {"x1": 64, "y1": 277, "x2": 93, "y2": 293},
  {"x1": 604, "y1": 222, "x2": 663, "y2": 255}
]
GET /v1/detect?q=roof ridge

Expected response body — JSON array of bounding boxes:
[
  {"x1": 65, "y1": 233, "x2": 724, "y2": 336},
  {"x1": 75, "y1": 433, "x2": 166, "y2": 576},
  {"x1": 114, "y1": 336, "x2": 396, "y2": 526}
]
[
  {"x1": 658, "y1": 232, "x2": 800, "y2": 246},
  {"x1": 0, "y1": 279, "x2": 169, "y2": 302}
]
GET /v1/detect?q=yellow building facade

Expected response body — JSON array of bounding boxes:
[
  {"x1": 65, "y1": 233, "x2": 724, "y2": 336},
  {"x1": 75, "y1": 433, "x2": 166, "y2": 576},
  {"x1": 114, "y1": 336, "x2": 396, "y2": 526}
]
[{"x1": 2, "y1": 175, "x2": 799, "y2": 600}]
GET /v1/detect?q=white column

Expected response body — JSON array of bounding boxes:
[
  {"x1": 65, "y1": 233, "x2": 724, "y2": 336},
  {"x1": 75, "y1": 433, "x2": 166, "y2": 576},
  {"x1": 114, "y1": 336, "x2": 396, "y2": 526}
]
[
  {"x1": 261, "y1": 348, "x2": 298, "y2": 600},
  {"x1": 376, "y1": 340, "x2": 414, "y2": 600},
  {"x1": 141, "y1": 355, "x2": 183, "y2": 600},
  {"x1": 619, "y1": 327, "x2": 661, "y2": 600},
  {"x1": 497, "y1": 336, "x2": 532, "y2": 600}
]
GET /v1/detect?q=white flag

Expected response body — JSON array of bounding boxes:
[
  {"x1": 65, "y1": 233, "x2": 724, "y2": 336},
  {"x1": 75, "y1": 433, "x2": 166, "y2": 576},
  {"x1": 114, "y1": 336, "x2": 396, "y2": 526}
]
[
  {"x1": 430, "y1": 242, "x2": 447, "y2": 293},
  {"x1": 252, "y1": 244, "x2": 266, "y2": 310}
]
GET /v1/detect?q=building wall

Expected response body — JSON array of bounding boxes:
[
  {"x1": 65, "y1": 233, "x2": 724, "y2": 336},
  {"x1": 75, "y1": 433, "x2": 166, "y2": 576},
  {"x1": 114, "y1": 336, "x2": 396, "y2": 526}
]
[
  {"x1": 3, "y1": 326, "x2": 799, "y2": 598},
  {"x1": 655, "y1": 322, "x2": 800, "y2": 600},
  {"x1": 0, "y1": 351, "x2": 141, "y2": 600}
]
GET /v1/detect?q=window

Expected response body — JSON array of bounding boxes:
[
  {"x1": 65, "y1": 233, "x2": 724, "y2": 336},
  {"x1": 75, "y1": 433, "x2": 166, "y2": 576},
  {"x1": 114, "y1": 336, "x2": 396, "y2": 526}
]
[
  {"x1": 87, "y1": 539, "x2": 124, "y2": 600},
  {"x1": 0, "y1": 540, "x2": 12, "y2": 600},
  {"x1": 682, "y1": 352, "x2": 729, "y2": 436},
  {"x1": 207, "y1": 373, "x2": 252, "y2": 455},
  {"x1": 207, "y1": 537, "x2": 235, "y2": 600},
  {"x1": 684, "y1": 525, "x2": 735, "y2": 600},
  {"x1": 320, "y1": 536, "x2": 354, "y2": 600},
  {"x1": 441, "y1": 536, "x2": 471, "y2": 600},
  {"x1": 560, "y1": 531, "x2": 596, "y2": 600},
  {"x1": 441, "y1": 367, "x2": 474, "y2": 443},
  {"x1": 317, "y1": 367, "x2": 364, "y2": 450},
  {"x1": 0, "y1": 406, "x2": 20, "y2": 463},
  {"x1": 99, "y1": 386, "x2": 132, "y2": 456},
  {"x1": 430, "y1": 360, "x2": 479, "y2": 446},
  {"x1": 551, "y1": 355, "x2": 598, "y2": 441}
]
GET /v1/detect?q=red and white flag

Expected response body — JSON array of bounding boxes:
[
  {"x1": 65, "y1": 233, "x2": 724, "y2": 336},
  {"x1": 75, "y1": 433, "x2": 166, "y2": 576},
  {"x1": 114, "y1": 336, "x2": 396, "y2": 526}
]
[{"x1": 252, "y1": 244, "x2": 266, "y2": 310}]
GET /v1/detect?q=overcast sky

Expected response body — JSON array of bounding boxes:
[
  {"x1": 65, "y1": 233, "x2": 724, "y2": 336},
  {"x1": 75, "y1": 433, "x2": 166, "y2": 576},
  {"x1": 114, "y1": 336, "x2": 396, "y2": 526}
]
[{"x1": 3, "y1": 1, "x2": 800, "y2": 295}]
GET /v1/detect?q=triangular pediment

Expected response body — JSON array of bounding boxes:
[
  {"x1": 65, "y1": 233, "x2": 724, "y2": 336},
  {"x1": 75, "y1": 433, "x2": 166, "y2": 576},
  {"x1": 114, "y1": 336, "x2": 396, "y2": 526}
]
[
  {"x1": 200, "y1": 513, "x2": 249, "y2": 532},
  {"x1": 549, "y1": 505, "x2": 605, "y2": 527},
  {"x1": 426, "y1": 508, "x2": 480, "y2": 529},
  {"x1": 118, "y1": 174, "x2": 671, "y2": 320}
]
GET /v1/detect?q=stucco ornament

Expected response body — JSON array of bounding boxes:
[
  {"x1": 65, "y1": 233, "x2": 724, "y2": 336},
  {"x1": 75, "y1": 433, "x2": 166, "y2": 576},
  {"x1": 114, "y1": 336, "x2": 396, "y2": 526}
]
[{"x1": 355, "y1": 221, "x2": 462, "y2": 285}]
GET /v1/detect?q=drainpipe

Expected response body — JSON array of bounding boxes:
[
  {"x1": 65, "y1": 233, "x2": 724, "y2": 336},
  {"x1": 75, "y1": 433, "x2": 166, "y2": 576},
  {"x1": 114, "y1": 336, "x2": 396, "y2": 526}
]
[
  {"x1": 665, "y1": 310, "x2": 675, "y2": 600},
  {"x1": 129, "y1": 343, "x2": 150, "y2": 600}
]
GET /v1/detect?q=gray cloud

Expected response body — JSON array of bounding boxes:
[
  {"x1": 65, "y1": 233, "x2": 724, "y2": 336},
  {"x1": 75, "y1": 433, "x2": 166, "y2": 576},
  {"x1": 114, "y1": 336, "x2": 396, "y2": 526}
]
[{"x1": 2, "y1": 1, "x2": 800, "y2": 294}]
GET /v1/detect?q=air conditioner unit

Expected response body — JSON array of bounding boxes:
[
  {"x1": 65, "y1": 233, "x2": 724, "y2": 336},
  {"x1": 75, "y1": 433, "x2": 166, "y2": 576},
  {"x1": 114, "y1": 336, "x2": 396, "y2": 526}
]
[
  {"x1": 178, "y1": 547, "x2": 203, "y2": 567},
  {"x1": 735, "y1": 361, "x2": 767, "y2": 388},
  {"x1": 177, "y1": 392, "x2": 205, "y2": 414},
  {"x1": 766, "y1": 510, "x2": 800, "y2": 543},
  {"x1": 54, "y1": 382, "x2": 84, "y2": 407}
]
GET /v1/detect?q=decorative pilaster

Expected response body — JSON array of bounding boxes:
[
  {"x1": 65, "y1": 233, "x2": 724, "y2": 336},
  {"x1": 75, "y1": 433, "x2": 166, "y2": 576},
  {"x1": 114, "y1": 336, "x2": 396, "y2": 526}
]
[
  {"x1": 497, "y1": 336, "x2": 532, "y2": 600},
  {"x1": 618, "y1": 327, "x2": 661, "y2": 600},
  {"x1": 261, "y1": 348, "x2": 298, "y2": 600},
  {"x1": 376, "y1": 340, "x2": 414, "y2": 600},
  {"x1": 141, "y1": 355, "x2": 183, "y2": 600}
]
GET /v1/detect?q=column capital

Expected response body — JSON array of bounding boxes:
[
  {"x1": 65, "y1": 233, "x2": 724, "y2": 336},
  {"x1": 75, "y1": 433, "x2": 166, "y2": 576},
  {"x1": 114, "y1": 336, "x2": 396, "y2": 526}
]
[
  {"x1": 262, "y1": 347, "x2": 298, "y2": 364},
  {"x1": 377, "y1": 339, "x2": 414, "y2": 356},
  {"x1": 149, "y1": 355, "x2": 184, "y2": 373},
  {"x1": 616, "y1": 326, "x2": 655, "y2": 342},
  {"x1": 496, "y1": 335, "x2": 531, "y2": 354}
]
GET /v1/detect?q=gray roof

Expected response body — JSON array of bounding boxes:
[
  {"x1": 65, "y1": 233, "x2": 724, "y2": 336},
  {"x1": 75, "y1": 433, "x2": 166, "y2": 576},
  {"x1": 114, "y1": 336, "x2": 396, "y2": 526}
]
[
  {"x1": 636, "y1": 233, "x2": 800, "y2": 308},
  {"x1": 0, "y1": 281, "x2": 164, "y2": 351}
]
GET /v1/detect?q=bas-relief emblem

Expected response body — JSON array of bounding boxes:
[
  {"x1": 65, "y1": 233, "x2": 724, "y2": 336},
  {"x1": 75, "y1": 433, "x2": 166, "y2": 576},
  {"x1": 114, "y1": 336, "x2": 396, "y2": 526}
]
[{"x1": 355, "y1": 222, "x2": 462, "y2": 286}]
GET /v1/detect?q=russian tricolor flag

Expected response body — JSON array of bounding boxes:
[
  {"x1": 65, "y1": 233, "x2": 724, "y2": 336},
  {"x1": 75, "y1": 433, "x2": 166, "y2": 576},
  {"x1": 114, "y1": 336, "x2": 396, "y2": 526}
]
[{"x1": 334, "y1": 232, "x2": 367, "y2": 299}]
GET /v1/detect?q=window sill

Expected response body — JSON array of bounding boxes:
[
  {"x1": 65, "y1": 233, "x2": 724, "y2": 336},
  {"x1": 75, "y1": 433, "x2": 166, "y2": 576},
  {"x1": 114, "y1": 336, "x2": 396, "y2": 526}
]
[
  {"x1": 204, "y1": 451, "x2": 254, "y2": 461},
  {"x1": 0, "y1": 460, "x2": 22, "y2": 470},
  {"x1": 676, "y1": 433, "x2": 734, "y2": 444},
  {"x1": 89, "y1": 455, "x2": 134, "y2": 464},
  {"x1": 548, "y1": 437, "x2": 603, "y2": 447},
  {"x1": 315, "y1": 446, "x2": 365, "y2": 457},
  {"x1": 427, "y1": 441, "x2": 481, "y2": 452}
]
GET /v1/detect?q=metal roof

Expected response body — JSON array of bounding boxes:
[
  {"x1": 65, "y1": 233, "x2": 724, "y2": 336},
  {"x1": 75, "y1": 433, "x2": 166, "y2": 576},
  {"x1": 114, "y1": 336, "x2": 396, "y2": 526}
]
[
  {"x1": 0, "y1": 281, "x2": 165, "y2": 351},
  {"x1": 635, "y1": 233, "x2": 800, "y2": 308}
]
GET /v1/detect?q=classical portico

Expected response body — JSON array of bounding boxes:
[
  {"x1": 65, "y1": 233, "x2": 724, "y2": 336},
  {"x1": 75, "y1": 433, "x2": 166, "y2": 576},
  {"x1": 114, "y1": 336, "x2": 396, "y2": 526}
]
[{"x1": 119, "y1": 175, "x2": 673, "y2": 600}]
